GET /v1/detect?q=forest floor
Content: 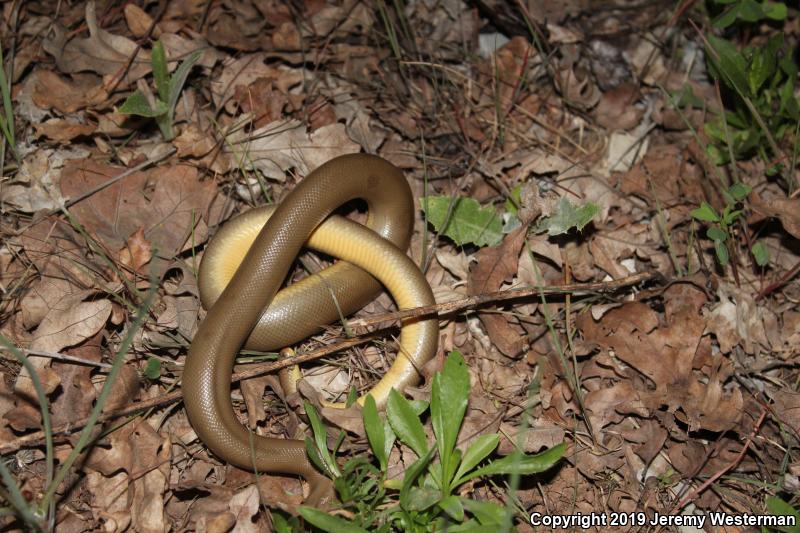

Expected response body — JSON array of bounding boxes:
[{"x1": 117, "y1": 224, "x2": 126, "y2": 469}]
[{"x1": 0, "y1": 0, "x2": 799, "y2": 531}]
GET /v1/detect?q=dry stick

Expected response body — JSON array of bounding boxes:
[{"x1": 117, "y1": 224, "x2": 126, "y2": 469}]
[
  {"x1": 0, "y1": 347, "x2": 112, "y2": 369},
  {"x1": 756, "y1": 258, "x2": 800, "y2": 300},
  {"x1": 348, "y1": 270, "x2": 659, "y2": 329},
  {"x1": 0, "y1": 271, "x2": 658, "y2": 455}
]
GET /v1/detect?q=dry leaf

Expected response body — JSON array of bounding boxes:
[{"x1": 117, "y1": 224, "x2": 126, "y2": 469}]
[
  {"x1": 229, "y1": 485, "x2": 261, "y2": 533},
  {"x1": 31, "y1": 71, "x2": 108, "y2": 113},
  {"x1": 578, "y1": 284, "x2": 743, "y2": 433},
  {"x1": 468, "y1": 226, "x2": 528, "y2": 357},
  {"x1": 131, "y1": 423, "x2": 171, "y2": 533},
  {"x1": 119, "y1": 227, "x2": 153, "y2": 276},
  {"x1": 34, "y1": 118, "x2": 96, "y2": 143},
  {"x1": 60, "y1": 161, "x2": 219, "y2": 276},
  {"x1": 227, "y1": 119, "x2": 359, "y2": 181},
  {"x1": 124, "y1": 3, "x2": 154, "y2": 38},
  {"x1": 43, "y1": 1, "x2": 151, "y2": 84},
  {"x1": 594, "y1": 82, "x2": 643, "y2": 131}
]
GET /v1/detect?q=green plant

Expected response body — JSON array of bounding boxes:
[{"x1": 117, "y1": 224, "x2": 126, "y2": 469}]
[
  {"x1": 422, "y1": 193, "x2": 598, "y2": 248},
  {"x1": 299, "y1": 351, "x2": 566, "y2": 532},
  {"x1": 703, "y1": 32, "x2": 798, "y2": 191},
  {"x1": 119, "y1": 41, "x2": 201, "y2": 141},
  {"x1": 765, "y1": 496, "x2": 800, "y2": 533},
  {"x1": 0, "y1": 44, "x2": 18, "y2": 165},
  {"x1": 709, "y1": 0, "x2": 787, "y2": 29},
  {"x1": 691, "y1": 182, "x2": 768, "y2": 267}
]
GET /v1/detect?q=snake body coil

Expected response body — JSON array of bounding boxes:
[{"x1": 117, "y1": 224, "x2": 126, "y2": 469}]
[{"x1": 183, "y1": 154, "x2": 438, "y2": 503}]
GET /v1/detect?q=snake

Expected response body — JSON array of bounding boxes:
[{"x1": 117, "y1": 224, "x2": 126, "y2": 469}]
[{"x1": 182, "y1": 154, "x2": 439, "y2": 504}]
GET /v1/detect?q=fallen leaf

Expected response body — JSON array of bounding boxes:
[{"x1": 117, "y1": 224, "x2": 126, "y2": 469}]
[
  {"x1": 15, "y1": 297, "x2": 111, "y2": 401},
  {"x1": 131, "y1": 423, "x2": 171, "y2": 533},
  {"x1": 43, "y1": 1, "x2": 151, "y2": 84},
  {"x1": 751, "y1": 195, "x2": 800, "y2": 240},
  {"x1": 60, "y1": 161, "x2": 219, "y2": 277},
  {"x1": 124, "y1": 3, "x2": 154, "y2": 38},
  {"x1": 594, "y1": 83, "x2": 643, "y2": 131},
  {"x1": 119, "y1": 227, "x2": 153, "y2": 277},
  {"x1": 468, "y1": 226, "x2": 528, "y2": 357},
  {"x1": 226, "y1": 119, "x2": 359, "y2": 181},
  {"x1": 85, "y1": 470, "x2": 131, "y2": 530},
  {"x1": 705, "y1": 282, "x2": 771, "y2": 354},
  {"x1": 578, "y1": 284, "x2": 743, "y2": 433},
  {"x1": 34, "y1": 118, "x2": 96, "y2": 143},
  {"x1": 31, "y1": 71, "x2": 108, "y2": 113},
  {"x1": 229, "y1": 485, "x2": 261, "y2": 533}
]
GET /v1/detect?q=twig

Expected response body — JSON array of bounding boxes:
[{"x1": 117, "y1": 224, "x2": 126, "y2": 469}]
[
  {"x1": 0, "y1": 271, "x2": 659, "y2": 454},
  {"x1": 756, "y1": 258, "x2": 800, "y2": 300},
  {"x1": 347, "y1": 271, "x2": 660, "y2": 329},
  {"x1": 0, "y1": 347, "x2": 112, "y2": 369}
]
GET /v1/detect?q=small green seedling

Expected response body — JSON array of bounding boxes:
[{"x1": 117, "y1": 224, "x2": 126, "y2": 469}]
[
  {"x1": 119, "y1": 41, "x2": 201, "y2": 141},
  {"x1": 300, "y1": 351, "x2": 565, "y2": 531},
  {"x1": 691, "y1": 182, "x2": 768, "y2": 267}
]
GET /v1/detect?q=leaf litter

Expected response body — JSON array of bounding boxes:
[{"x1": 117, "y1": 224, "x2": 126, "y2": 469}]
[{"x1": 0, "y1": 0, "x2": 798, "y2": 531}]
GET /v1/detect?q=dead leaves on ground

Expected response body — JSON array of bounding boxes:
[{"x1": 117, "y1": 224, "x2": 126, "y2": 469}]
[{"x1": 1, "y1": 0, "x2": 799, "y2": 530}]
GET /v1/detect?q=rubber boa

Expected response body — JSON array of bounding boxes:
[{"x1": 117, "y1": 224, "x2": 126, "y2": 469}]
[{"x1": 183, "y1": 154, "x2": 438, "y2": 504}]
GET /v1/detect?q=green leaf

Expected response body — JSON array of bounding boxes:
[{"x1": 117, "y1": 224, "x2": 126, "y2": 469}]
[
  {"x1": 151, "y1": 40, "x2": 170, "y2": 102},
  {"x1": 727, "y1": 182, "x2": 752, "y2": 201},
  {"x1": 405, "y1": 486, "x2": 440, "y2": 512},
  {"x1": 167, "y1": 49, "x2": 202, "y2": 115},
  {"x1": 722, "y1": 208, "x2": 743, "y2": 226},
  {"x1": 737, "y1": 0, "x2": 765, "y2": 21},
  {"x1": 707, "y1": 226, "x2": 728, "y2": 242},
  {"x1": 453, "y1": 434, "x2": 499, "y2": 486},
  {"x1": 345, "y1": 386, "x2": 358, "y2": 407},
  {"x1": 712, "y1": 4, "x2": 741, "y2": 28},
  {"x1": 272, "y1": 512, "x2": 302, "y2": 533},
  {"x1": 691, "y1": 202, "x2": 720, "y2": 223},
  {"x1": 462, "y1": 498, "x2": 510, "y2": 526},
  {"x1": 534, "y1": 197, "x2": 598, "y2": 236},
  {"x1": 363, "y1": 395, "x2": 393, "y2": 471},
  {"x1": 119, "y1": 90, "x2": 167, "y2": 118},
  {"x1": 765, "y1": 496, "x2": 800, "y2": 533},
  {"x1": 399, "y1": 448, "x2": 435, "y2": 510},
  {"x1": 298, "y1": 507, "x2": 370, "y2": 533},
  {"x1": 144, "y1": 357, "x2": 161, "y2": 380},
  {"x1": 438, "y1": 495, "x2": 465, "y2": 522},
  {"x1": 386, "y1": 389, "x2": 428, "y2": 458},
  {"x1": 431, "y1": 351, "x2": 469, "y2": 487},
  {"x1": 751, "y1": 240, "x2": 769, "y2": 266},
  {"x1": 706, "y1": 35, "x2": 749, "y2": 96},
  {"x1": 748, "y1": 43, "x2": 776, "y2": 95},
  {"x1": 421, "y1": 196, "x2": 504, "y2": 247},
  {"x1": 762, "y1": 1, "x2": 788, "y2": 20},
  {"x1": 459, "y1": 442, "x2": 566, "y2": 483},
  {"x1": 504, "y1": 185, "x2": 522, "y2": 215},
  {"x1": 714, "y1": 240, "x2": 730, "y2": 266},
  {"x1": 304, "y1": 402, "x2": 340, "y2": 477}
]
